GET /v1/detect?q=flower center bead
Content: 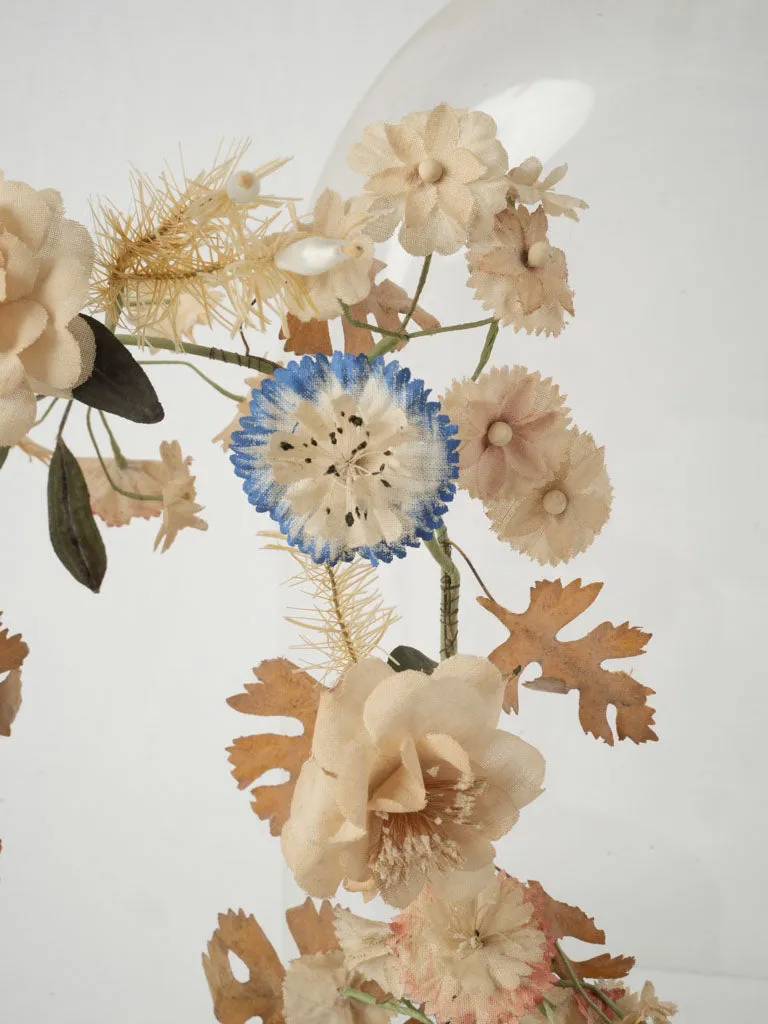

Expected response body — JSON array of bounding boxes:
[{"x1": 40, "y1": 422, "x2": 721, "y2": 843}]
[
  {"x1": 274, "y1": 236, "x2": 350, "y2": 275},
  {"x1": 486, "y1": 420, "x2": 513, "y2": 446},
  {"x1": 418, "y1": 158, "x2": 444, "y2": 184},
  {"x1": 526, "y1": 240, "x2": 552, "y2": 268},
  {"x1": 542, "y1": 488, "x2": 568, "y2": 515}
]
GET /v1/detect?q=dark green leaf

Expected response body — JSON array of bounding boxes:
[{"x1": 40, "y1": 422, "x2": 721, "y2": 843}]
[
  {"x1": 47, "y1": 437, "x2": 107, "y2": 592},
  {"x1": 0, "y1": 447, "x2": 9, "y2": 471},
  {"x1": 71, "y1": 315, "x2": 164, "y2": 423},
  {"x1": 388, "y1": 645, "x2": 438, "y2": 675}
]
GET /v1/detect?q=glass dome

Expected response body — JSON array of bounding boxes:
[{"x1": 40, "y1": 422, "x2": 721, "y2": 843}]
[{"x1": 318, "y1": 0, "x2": 768, "y2": 1013}]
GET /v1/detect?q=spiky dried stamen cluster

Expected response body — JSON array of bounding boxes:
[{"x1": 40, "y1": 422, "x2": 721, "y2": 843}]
[{"x1": 90, "y1": 143, "x2": 310, "y2": 341}]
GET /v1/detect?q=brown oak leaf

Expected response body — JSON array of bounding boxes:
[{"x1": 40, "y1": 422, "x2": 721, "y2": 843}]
[
  {"x1": 530, "y1": 881, "x2": 635, "y2": 982},
  {"x1": 226, "y1": 659, "x2": 322, "y2": 835},
  {"x1": 280, "y1": 260, "x2": 440, "y2": 357},
  {"x1": 479, "y1": 579, "x2": 656, "y2": 745},
  {"x1": 1, "y1": 614, "x2": 29, "y2": 737},
  {"x1": 202, "y1": 909, "x2": 285, "y2": 1024},
  {"x1": 285, "y1": 897, "x2": 339, "y2": 956}
]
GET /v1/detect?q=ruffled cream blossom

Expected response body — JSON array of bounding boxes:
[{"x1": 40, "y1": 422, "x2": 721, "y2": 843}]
[
  {"x1": 486, "y1": 429, "x2": 612, "y2": 565},
  {"x1": 348, "y1": 103, "x2": 509, "y2": 256},
  {"x1": 0, "y1": 172, "x2": 95, "y2": 445},
  {"x1": 212, "y1": 375, "x2": 263, "y2": 451},
  {"x1": 124, "y1": 288, "x2": 224, "y2": 345},
  {"x1": 467, "y1": 205, "x2": 574, "y2": 336},
  {"x1": 508, "y1": 158, "x2": 588, "y2": 221},
  {"x1": 142, "y1": 440, "x2": 208, "y2": 552},
  {"x1": 282, "y1": 951, "x2": 392, "y2": 1024},
  {"x1": 391, "y1": 874, "x2": 556, "y2": 1024},
  {"x1": 333, "y1": 908, "x2": 403, "y2": 998},
  {"x1": 79, "y1": 456, "x2": 163, "y2": 527},
  {"x1": 440, "y1": 366, "x2": 570, "y2": 501},
  {"x1": 618, "y1": 982, "x2": 678, "y2": 1023},
  {"x1": 276, "y1": 190, "x2": 374, "y2": 322},
  {"x1": 281, "y1": 655, "x2": 545, "y2": 908}
]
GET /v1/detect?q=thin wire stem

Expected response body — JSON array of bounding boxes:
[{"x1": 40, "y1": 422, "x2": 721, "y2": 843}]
[
  {"x1": 400, "y1": 254, "x2": 432, "y2": 331},
  {"x1": 98, "y1": 411, "x2": 128, "y2": 469},
  {"x1": 137, "y1": 358, "x2": 246, "y2": 401},
  {"x1": 555, "y1": 943, "x2": 622, "y2": 1023},
  {"x1": 449, "y1": 540, "x2": 497, "y2": 604},
  {"x1": 338, "y1": 302, "x2": 404, "y2": 340},
  {"x1": 339, "y1": 988, "x2": 434, "y2": 1024},
  {"x1": 85, "y1": 408, "x2": 162, "y2": 502},
  {"x1": 471, "y1": 319, "x2": 500, "y2": 380},
  {"x1": 117, "y1": 334, "x2": 280, "y2": 374},
  {"x1": 56, "y1": 400, "x2": 74, "y2": 440},
  {"x1": 425, "y1": 526, "x2": 460, "y2": 659},
  {"x1": 407, "y1": 316, "x2": 497, "y2": 339},
  {"x1": 33, "y1": 397, "x2": 60, "y2": 427}
]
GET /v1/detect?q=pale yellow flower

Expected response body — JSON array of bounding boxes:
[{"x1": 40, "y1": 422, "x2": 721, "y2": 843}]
[
  {"x1": 467, "y1": 205, "x2": 574, "y2": 336},
  {"x1": 440, "y1": 366, "x2": 570, "y2": 501},
  {"x1": 486, "y1": 429, "x2": 612, "y2": 565},
  {"x1": 392, "y1": 873, "x2": 556, "y2": 1024},
  {"x1": 281, "y1": 655, "x2": 545, "y2": 908},
  {"x1": 78, "y1": 456, "x2": 163, "y2": 527},
  {"x1": 276, "y1": 190, "x2": 374, "y2": 322},
  {"x1": 282, "y1": 951, "x2": 392, "y2": 1024},
  {"x1": 0, "y1": 172, "x2": 94, "y2": 445},
  {"x1": 348, "y1": 103, "x2": 509, "y2": 256},
  {"x1": 508, "y1": 157, "x2": 588, "y2": 221},
  {"x1": 333, "y1": 908, "x2": 403, "y2": 998},
  {"x1": 143, "y1": 440, "x2": 208, "y2": 552}
]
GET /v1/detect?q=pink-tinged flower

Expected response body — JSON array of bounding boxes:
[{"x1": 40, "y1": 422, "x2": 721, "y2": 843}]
[
  {"x1": 440, "y1": 366, "x2": 570, "y2": 501},
  {"x1": 281, "y1": 655, "x2": 545, "y2": 908},
  {"x1": 347, "y1": 103, "x2": 509, "y2": 256},
  {"x1": 467, "y1": 205, "x2": 574, "y2": 336},
  {"x1": 391, "y1": 873, "x2": 556, "y2": 1024},
  {"x1": 282, "y1": 950, "x2": 392, "y2": 1024},
  {"x1": 79, "y1": 456, "x2": 163, "y2": 527},
  {"x1": 486, "y1": 429, "x2": 612, "y2": 565}
]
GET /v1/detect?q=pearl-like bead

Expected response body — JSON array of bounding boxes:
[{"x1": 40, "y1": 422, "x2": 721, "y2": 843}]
[
  {"x1": 542, "y1": 488, "x2": 568, "y2": 515},
  {"x1": 274, "y1": 236, "x2": 350, "y2": 276},
  {"x1": 486, "y1": 421, "x2": 513, "y2": 446},
  {"x1": 418, "y1": 158, "x2": 444, "y2": 183},
  {"x1": 225, "y1": 169, "x2": 262, "y2": 204},
  {"x1": 527, "y1": 240, "x2": 552, "y2": 268}
]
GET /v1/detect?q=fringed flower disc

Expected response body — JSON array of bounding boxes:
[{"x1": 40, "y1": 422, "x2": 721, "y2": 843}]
[{"x1": 230, "y1": 353, "x2": 459, "y2": 565}]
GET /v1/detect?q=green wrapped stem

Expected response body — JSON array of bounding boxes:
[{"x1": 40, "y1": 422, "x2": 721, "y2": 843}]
[{"x1": 425, "y1": 526, "x2": 460, "y2": 659}]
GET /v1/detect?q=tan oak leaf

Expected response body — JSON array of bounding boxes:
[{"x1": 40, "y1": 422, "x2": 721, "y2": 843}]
[
  {"x1": 479, "y1": 579, "x2": 656, "y2": 745},
  {"x1": 226, "y1": 659, "x2": 323, "y2": 835},
  {"x1": 530, "y1": 881, "x2": 635, "y2": 982},
  {"x1": 202, "y1": 910, "x2": 285, "y2": 1024},
  {"x1": 285, "y1": 897, "x2": 339, "y2": 956},
  {"x1": 0, "y1": 614, "x2": 29, "y2": 737}
]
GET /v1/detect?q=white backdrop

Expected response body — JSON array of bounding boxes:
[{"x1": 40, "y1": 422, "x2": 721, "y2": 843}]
[{"x1": 1, "y1": 0, "x2": 767, "y2": 1021}]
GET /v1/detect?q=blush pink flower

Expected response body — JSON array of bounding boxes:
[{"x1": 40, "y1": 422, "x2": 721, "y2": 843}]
[
  {"x1": 440, "y1": 366, "x2": 570, "y2": 501},
  {"x1": 390, "y1": 873, "x2": 556, "y2": 1024}
]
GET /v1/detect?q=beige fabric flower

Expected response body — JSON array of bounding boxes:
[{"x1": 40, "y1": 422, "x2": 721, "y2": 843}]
[
  {"x1": 78, "y1": 457, "x2": 163, "y2": 527},
  {"x1": 392, "y1": 874, "x2": 556, "y2": 1024},
  {"x1": 0, "y1": 172, "x2": 95, "y2": 445},
  {"x1": 440, "y1": 366, "x2": 570, "y2": 501},
  {"x1": 486, "y1": 429, "x2": 612, "y2": 565},
  {"x1": 508, "y1": 158, "x2": 588, "y2": 221},
  {"x1": 467, "y1": 205, "x2": 574, "y2": 336},
  {"x1": 124, "y1": 288, "x2": 224, "y2": 345},
  {"x1": 277, "y1": 190, "x2": 374, "y2": 322},
  {"x1": 212, "y1": 375, "x2": 263, "y2": 451},
  {"x1": 281, "y1": 655, "x2": 545, "y2": 908},
  {"x1": 619, "y1": 982, "x2": 678, "y2": 1023},
  {"x1": 142, "y1": 440, "x2": 208, "y2": 552},
  {"x1": 282, "y1": 950, "x2": 392, "y2": 1024},
  {"x1": 347, "y1": 103, "x2": 509, "y2": 256},
  {"x1": 333, "y1": 908, "x2": 403, "y2": 998}
]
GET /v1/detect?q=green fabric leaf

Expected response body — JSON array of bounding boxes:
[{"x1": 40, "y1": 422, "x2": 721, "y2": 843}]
[{"x1": 47, "y1": 437, "x2": 107, "y2": 592}]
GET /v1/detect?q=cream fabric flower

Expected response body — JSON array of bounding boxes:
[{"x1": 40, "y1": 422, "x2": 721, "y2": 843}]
[
  {"x1": 486, "y1": 429, "x2": 612, "y2": 565},
  {"x1": 282, "y1": 951, "x2": 392, "y2": 1024},
  {"x1": 392, "y1": 874, "x2": 556, "y2": 1024},
  {"x1": 440, "y1": 366, "x2": 570, "y2": 501},
  {"x1": 467, "y1": 205, "x2": 574, "y2": 336},
  {"x1": 212, "y1": 375, "x2": 264, "y2": 451},
  {"x1": 142, "y1": 440, "x2": 208, "y2": 552},
  {"x1": 281, "y1": 655, "x2": 545, "y2": 908},
  {"x1": 0, "y1": 172, "x2": 95, "y2": 445},
  {"x1": 619, "y1": 982, "x2": 678, "y2": 1023},
  {"x1": 348, "y1": 103, "x2": 509, "y2": 256},
  {"x1": 123, "y1": 288, "x2": 223, "y2": 344},
  {"x1": 333, "y1": 908, "x2": 403, "y2": 998},
  {"x1": 277, "y1": 190, "x2": 374, "y2": 322},
  {"x1": 78, "y1": 457, "x2": 163, "y2": 527},
  {"x1": 508, "y1": 158, "x2": 588, "y2": 221}
]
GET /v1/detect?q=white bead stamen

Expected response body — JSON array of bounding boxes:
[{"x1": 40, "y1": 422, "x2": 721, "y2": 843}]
[
  {"x1": 225, "y1": 169, "x2": 262, "y2": 204},
  {"x1": 418, "y1": 158, "x2": 444, "y2": 184},
  {"x1": 527, "y1": 240, "x2": 552, "y2": 268},
  {"x1": 274, "y1": 236, "x2": 350, "y2": 276},
  {"x1": 486, "y1": 421, "x2": 513, "y2": 446},
  {"x1": 542, "y1": 488, "x2": 568, "y2": 515}
]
